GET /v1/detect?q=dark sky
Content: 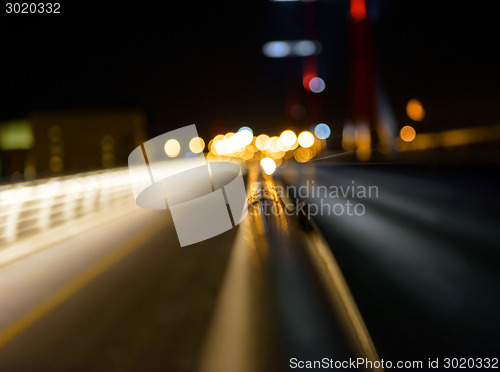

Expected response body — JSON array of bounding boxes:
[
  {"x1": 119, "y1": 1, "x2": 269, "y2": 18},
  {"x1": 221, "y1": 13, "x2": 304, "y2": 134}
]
[{"x1": 1, "y1": 0, "x2": 499, "y2": 139}]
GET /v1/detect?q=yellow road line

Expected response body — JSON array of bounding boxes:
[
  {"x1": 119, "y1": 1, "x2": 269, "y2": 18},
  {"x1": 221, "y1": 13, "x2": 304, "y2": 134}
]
[{"x1": 0, "y1": 215, "x2": 167, "y2": 349}]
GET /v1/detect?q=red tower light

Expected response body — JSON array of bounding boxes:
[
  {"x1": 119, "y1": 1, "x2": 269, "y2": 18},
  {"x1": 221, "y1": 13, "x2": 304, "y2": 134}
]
[{"x1": 350, "y1": 0, "x2": 367, "y2": 22}]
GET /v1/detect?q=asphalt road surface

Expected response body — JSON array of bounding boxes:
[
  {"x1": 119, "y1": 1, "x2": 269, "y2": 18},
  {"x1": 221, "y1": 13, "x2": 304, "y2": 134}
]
[
  {"x1": 281, "y1": 163, "x2": 500, "y2": 361},
  {"x1": 0, "y1": 209, "x2": 236, "y2": 372},
  {"x1": 1, "y1": 162, "x2": 499, "y2": 371}
]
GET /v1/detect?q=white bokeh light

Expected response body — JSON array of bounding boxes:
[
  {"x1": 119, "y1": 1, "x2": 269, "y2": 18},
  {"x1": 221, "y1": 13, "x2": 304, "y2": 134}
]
[
  {"x1": 260, "y1": 157, "x2": 276, "y2": 175},
  {"x1": 309, "y1": 77, "x2": 325, "y2": 93}
]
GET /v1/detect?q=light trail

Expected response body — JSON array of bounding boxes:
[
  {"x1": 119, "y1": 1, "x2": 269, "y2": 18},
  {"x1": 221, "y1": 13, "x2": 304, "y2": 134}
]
[{"x1": 0, "y1": 168, "x2": 136, "y2": 264}]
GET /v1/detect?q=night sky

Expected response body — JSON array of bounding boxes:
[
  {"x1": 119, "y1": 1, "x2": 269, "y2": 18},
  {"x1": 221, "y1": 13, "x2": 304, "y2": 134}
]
[{"x1": 1, "y1": 0, "x2": 499, "y2": 140}]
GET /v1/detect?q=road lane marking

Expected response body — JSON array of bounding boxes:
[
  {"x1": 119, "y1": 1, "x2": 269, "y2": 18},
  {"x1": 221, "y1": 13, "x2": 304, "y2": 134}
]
[
  {"x1": 275, "y1": 178, "x2": 383, "y2": 372},
  {"x1": 0, "y1": 215, "x2": 168, "y2": 349},
  {"x1": 303, "y1": 226, "x2": 383, "y2": 372}
]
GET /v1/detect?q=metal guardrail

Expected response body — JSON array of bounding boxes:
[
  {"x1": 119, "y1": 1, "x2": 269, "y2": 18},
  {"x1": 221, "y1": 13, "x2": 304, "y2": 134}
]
[{"x1": 0, "y1": 168, "x2": 134, "y2": 248}]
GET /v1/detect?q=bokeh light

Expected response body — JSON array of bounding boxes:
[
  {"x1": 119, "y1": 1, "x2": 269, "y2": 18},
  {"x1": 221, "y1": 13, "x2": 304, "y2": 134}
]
[
  {"x1": 279, "y1": 130, "x2": 297, "y2": 148},
  {"x1": 294, "y1": 147, "x2": 313, "y2": 163},
  {"x1": 277, "y1": 138, "x2": 290, "y2": 152},
  {"x1": 400, "y1": 125, "x2": 417, "y2": 142},
  {"x1": 255, "y1": 134, "x2": 271, "y2": 151},
  {"x1": 406, "y1": 99, "x2": 425, "y2": 121},
  {"x1": 269, "y1": 136, "x2": 281, "y2": 152},
  {"x1": 164, "y1": 139, "x2": 181, "y2": 157},
  {"x1": 260, "y1": 157, "x2": 277, "y2": 175},
  {"x1": 189, "y1": 137, "x2": 205, "y2": 154},
  {"x1": 351, "y1": 0, "x2": 367, "y2": 21},
  {"x1": 298, "y1": 131, "x2": 314, "y2": 148},
  {"x1": 293, "y1": 40, "x2": 317, "y2": 57},
  {"x1": 314, "y1": 123, "x2": 331, "y2": 139},
  {"x1": 309, "y1": 77, "x2": 325, "y2": 93},
  {"x1": 238, "y1": 126, "x2": 253, "y2": 135},
  {"x1": 262, "y1": 41, "x2": 292, "y2": 58},
  {"x1": 231, "y1": 130, "x2": 253, "y2": 149}
]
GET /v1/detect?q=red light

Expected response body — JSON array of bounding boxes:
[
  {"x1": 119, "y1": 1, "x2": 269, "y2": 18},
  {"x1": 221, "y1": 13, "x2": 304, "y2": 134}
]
[
  {"x1": 302, "y1": 56, "x2": 318, "y2": 92},
  {"x1": 303, "y1": 74, "x2": 315, "y2": 91},
  {"x1": 350, "y1": 0, "x2": 366, "y2": 21}
]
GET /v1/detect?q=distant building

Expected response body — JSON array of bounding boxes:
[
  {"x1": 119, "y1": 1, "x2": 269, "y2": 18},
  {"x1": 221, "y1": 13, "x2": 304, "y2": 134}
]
[{"x1": 0, "y1": 109, "x2": 147, "y2": 181}]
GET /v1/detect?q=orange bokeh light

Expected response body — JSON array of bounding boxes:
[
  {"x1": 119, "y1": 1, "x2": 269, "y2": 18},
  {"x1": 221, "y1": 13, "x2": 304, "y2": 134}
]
[
  {"x1": 400, "y1": 125, "x2": 417, "y2": 142},
  {"x1": 406, "y1": 99, "x2": 425, "y2": 121}
]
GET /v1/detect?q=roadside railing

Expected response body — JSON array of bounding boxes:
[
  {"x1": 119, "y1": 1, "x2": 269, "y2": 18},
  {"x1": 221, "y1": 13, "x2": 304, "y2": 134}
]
[{"x1": 0, "y1": 168, "x2": 134, "y2": 248}]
